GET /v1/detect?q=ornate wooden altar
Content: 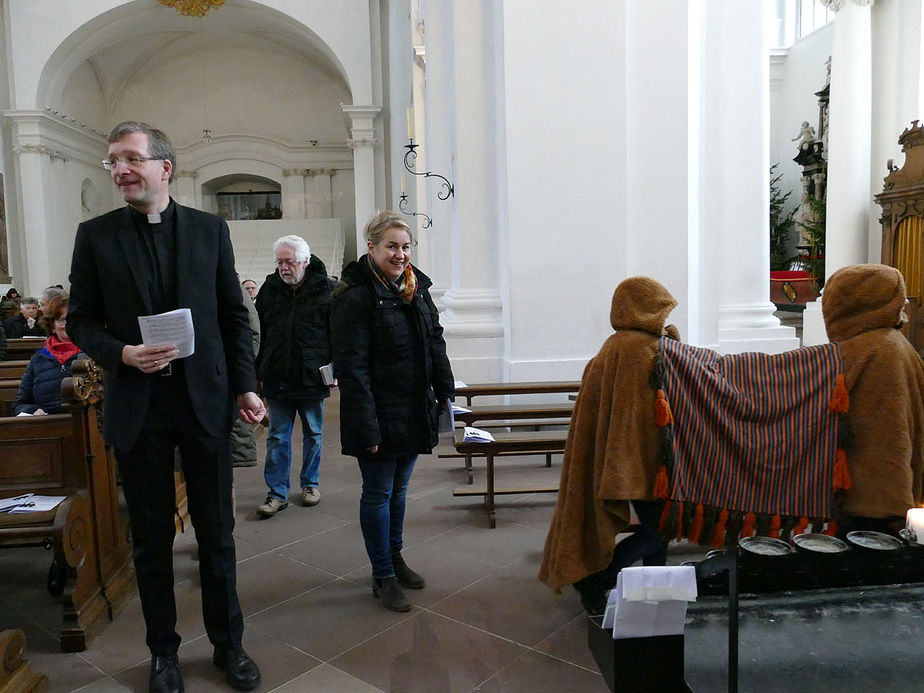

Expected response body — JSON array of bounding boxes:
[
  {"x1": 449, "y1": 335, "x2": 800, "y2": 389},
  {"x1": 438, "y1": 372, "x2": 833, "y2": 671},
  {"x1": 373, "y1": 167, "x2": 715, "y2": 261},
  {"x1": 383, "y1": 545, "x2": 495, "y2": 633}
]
[{"x1": 875, "y1": 120, "x2": 924, "y2": 356}]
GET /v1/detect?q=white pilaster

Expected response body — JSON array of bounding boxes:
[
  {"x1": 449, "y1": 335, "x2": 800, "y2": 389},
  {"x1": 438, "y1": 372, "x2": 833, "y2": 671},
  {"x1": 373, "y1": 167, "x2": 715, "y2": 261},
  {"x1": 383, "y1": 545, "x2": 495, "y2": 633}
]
[
  {"x1": 174, "y1": 171, "x2": 197, "y2": 209},
  {"x1": 13, "y1": 146, "x2": 53, "y2": 293},
  {"x1": 305, "y1": 169, "x2": 333, "y2": 218},
  {"x1": 706, "y1": 0, "x2": 799, "y2": 354},
  {"x1": 282, "y1": 169, "x2": 306, "y2": 218},
  {"x1": 342, "y1": 104, "x2": 381, "y2": 258}
]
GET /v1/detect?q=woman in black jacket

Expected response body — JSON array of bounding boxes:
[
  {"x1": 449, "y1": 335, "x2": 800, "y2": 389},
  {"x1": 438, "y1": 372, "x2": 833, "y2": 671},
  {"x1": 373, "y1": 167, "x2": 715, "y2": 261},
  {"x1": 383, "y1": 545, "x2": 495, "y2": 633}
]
[{"x1": 331, "y1": 211, "x2": 454, "y2": 612}]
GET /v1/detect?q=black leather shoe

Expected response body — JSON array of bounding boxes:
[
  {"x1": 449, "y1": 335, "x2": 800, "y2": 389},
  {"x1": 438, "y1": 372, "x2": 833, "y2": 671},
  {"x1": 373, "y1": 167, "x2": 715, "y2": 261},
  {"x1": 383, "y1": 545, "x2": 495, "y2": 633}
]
[
  {"x1": 213, "y1": 647, "x2": 261, "y2": 691},
  {"x1": 372, "y1": 576, "x2": 411, "y2": 612},
  {"x1": 149, "y1": 654, "x2": 183, "y2": 693}
]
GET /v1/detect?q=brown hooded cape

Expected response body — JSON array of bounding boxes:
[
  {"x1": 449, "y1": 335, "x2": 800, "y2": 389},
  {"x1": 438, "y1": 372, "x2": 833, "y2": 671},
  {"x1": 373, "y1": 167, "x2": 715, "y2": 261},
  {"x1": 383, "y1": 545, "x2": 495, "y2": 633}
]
[
  {"x1": 822, "y1": 263, "x2": 924, "y2": 519},
  {"x1": 539, "y1": 277, "x2": 677, "y2": 592}
]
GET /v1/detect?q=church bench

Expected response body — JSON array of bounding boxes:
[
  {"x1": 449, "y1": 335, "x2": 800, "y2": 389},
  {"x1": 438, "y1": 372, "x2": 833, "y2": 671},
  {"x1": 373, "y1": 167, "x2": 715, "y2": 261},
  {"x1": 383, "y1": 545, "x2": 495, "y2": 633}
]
[
  {"x1": 448, "y1": 402, "x2": 574, "y2": 482},
  {"x1": 0, "y1": 361, "x2": 135, "y2": 652},
  {"x1": 0, "y1": 629, "x2": 47, "y2": 692},
  {"x1": 453, "y1": 380, "x2": 581, "y2": 406},
  {"x1": 0, "y1": 360, "x2": 29, "y2": 380},
  {"x1": 0, "y1": 379, "x2": 19, "y2": 417},
  {"x1": 452, "y1": 428, "x2": 567, "y2": 528},
  {"x1": 4, "y1": 338, "x2": 44, "y2": 361}
]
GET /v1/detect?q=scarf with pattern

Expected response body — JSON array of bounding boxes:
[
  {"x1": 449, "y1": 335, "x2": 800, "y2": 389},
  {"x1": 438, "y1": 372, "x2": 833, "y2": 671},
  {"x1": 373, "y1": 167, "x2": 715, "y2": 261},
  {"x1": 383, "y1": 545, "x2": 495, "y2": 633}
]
[{"x1": 367, "y1": 254, "x2": 417, "y2": 303}]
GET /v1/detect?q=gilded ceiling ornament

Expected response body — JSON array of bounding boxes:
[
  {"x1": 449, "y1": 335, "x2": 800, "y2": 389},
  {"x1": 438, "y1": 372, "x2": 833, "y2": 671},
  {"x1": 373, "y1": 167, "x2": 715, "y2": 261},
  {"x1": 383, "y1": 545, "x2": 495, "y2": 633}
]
[{"x1": 157, "y1": 0, "x2": 226, "y2": 17}]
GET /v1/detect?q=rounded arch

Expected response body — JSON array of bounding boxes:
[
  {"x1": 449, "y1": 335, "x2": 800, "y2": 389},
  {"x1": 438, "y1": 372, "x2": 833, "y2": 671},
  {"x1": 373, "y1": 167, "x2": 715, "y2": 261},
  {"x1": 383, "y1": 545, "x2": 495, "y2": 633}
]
[{"x1": 34, "y1": 0, "x2": 356, "y2": 111}]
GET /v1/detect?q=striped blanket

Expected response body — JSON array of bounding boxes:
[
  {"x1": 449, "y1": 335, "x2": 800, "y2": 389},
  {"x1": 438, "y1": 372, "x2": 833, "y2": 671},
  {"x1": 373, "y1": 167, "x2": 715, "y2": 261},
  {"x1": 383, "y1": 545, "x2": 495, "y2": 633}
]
[{"x1": 656, "y1": 338, "x2": 848, "y2": 546}]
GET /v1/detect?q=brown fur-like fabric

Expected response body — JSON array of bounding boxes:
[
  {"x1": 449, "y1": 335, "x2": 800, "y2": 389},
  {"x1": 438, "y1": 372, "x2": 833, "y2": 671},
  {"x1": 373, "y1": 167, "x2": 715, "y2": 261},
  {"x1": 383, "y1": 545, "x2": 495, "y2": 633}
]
[
  {"x1": 539, "y1": 277, "x2": 677, "y2": 592},
  {"x1": 823, "y1": 264, "x2": 924, "y2": 518}
]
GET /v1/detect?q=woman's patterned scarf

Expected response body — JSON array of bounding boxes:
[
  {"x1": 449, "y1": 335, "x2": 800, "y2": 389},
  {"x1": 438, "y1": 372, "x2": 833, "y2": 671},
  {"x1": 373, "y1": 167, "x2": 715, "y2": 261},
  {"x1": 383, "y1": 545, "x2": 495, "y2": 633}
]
[{"x1": 367, "y1": 254, "x2": 417, "y2": 303}]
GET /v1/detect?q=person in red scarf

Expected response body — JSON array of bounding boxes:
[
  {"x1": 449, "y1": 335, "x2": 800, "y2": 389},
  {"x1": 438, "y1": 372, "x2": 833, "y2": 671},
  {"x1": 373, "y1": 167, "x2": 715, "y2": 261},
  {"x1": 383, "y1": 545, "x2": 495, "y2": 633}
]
[{"x1": 13, "y1": 293, "x2": 83, "y2": 415}]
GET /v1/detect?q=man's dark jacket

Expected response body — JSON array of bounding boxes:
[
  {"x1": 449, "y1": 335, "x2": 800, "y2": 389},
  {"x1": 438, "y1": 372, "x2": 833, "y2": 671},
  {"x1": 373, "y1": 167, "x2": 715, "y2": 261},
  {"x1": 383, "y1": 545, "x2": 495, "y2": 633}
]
[
  {"x1": 330, "y1": 259, "x2": 454, "y2": 458},
  {"x1": 67, "y1": 202, "x2": 257, "y2": 451},
  {"x1": 255, "y1": 255, "x2": 334, "y2": 400},
  {"x1": 3, "y1": 313, "x2": 47, "y2": 338}
]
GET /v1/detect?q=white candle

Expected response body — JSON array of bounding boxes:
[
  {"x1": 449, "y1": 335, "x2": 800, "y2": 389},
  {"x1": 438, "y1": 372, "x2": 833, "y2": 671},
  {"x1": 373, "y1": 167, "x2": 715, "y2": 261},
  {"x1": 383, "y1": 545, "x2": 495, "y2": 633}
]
[
  {"x1": 401, "y1": 174, "x2": 406, "y2": 194},
  {"x1": 906, "y1": 508, "x2": 924, "y2": 543},
  {"x1": 407, "y1": 107, "x2": 415, "y2": 140}
]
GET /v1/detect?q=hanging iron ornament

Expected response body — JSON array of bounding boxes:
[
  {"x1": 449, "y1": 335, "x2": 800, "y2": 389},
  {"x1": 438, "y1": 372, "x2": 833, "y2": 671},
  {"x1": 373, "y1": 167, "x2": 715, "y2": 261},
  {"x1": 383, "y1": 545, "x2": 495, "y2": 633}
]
[
  {"x1": 398, "y1": 193, "x2": 432, "y2": 229},
  {"x1": 157, "y1": 0, "x2": 226, "y2": 17},
  {"x1": 403, "y1": 139, "x2": 454, "y2": 200}
]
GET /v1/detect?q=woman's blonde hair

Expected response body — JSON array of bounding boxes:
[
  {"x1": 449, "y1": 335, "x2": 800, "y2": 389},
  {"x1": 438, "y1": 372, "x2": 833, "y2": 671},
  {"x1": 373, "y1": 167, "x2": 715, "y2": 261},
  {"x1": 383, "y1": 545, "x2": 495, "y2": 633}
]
[{"x1": 363, "y1": 210, "x2": 414, "y2": 246}]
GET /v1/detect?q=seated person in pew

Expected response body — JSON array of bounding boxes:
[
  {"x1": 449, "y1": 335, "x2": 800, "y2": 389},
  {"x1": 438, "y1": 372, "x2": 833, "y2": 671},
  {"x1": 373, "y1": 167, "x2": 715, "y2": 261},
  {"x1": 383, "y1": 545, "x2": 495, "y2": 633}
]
[
  {"x1": 0, "y1": 287, "x2": 19, "y2": 321},
  {"x1": 821, "y1": 264, "x2": 924, "y2": 537},
  {"x1": 539, "y1": 276, "x2": 681, "y2": 614},
  {"x1": 13, "y1": 293, "x2": 84, "y2": 415},
  {"x1": 0, "y1": 322, "x2": 6, "y2": 360},
  {"x1": 2, "y1": 295, "x2": 46, "y2": 338}
]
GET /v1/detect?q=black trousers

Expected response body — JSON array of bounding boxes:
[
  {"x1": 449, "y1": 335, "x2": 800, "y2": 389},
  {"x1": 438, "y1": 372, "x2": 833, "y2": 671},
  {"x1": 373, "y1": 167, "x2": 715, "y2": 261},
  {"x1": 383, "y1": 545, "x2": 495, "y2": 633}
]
[{"x1": 115, "y1": 374, "x2": 242, "y2": 656}]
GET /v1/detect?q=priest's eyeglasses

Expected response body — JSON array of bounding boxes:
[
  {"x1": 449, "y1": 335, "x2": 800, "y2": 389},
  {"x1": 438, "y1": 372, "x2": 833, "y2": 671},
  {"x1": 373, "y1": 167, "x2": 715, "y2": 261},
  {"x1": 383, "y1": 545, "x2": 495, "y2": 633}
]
[{"x1": 101, "y1": 156, "x2": 163, "y2": 171}]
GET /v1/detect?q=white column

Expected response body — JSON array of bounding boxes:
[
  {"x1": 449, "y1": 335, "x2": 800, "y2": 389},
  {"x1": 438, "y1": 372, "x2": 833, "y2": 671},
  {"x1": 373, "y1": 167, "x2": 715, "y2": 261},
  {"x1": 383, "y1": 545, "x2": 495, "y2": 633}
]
[
  {"x1": 430, "y1": 0, "x2": 504, "y2": 382},
  {"x1": 803, "y1": 0, "x2": 874, "y2": 346},
  {"x1": 342, "y1": 105, "x2": 380, "y2": 258},
  {"x1": 706, "y1": 0, "x2": 799, "y2": 354},
  {"x1": 823, "y1": 0, "x2": 873, "y2": 275},
  {"x1": 305, "y1": 169, "x2": 333, "y2": 218},
  {"x1": 282, "y1": 169, "x2": 306, "y2": 218}
]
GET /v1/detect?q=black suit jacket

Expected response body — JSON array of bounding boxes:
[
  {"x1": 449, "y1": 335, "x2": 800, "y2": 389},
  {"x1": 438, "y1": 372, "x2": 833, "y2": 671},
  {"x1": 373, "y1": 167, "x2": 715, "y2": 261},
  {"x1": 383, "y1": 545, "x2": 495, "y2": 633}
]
[{"x1": 67, "y1": 202, "x2": 257, "y2": 451}]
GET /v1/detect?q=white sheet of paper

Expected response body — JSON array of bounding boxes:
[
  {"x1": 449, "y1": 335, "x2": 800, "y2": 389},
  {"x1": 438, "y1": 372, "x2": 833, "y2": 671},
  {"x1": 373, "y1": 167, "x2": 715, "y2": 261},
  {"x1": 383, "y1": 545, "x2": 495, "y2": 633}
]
[
  {"x1": 463, "y1": 426, "x2": 495, "y2": 443},
  {"x1": 8, "y1": 494, "x2": 66, "y2": 513},
  {"x1": 454, "y1": 379, "x2": 467, "y2": 389},
  {"x1": 0, "y1": 493, "x2": 34, "y2": 512},
  {"x1": 602, "y1": 588, "x2": 618, "y2": 630},
  {"x1": 138, "y1": 308, "x2": 195, "y2": 358}
]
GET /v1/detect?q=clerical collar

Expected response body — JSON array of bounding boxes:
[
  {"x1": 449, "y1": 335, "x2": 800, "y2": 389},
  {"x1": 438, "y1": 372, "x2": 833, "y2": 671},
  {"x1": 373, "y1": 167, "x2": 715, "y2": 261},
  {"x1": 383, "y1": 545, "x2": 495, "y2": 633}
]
[{"x1": 129, "y1": 199, "x2": 174, "y2": 225}]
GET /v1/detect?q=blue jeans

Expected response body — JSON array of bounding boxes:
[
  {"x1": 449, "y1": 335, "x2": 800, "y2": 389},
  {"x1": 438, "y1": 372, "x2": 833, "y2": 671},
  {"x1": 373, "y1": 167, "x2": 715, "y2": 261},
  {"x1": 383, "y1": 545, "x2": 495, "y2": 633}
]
[
  {"x1": 358, "y1": 455, "x2": 417, "y2": 578},
  {"x1": 263, "y1": 397, "x2": 324, "y2": 501}
]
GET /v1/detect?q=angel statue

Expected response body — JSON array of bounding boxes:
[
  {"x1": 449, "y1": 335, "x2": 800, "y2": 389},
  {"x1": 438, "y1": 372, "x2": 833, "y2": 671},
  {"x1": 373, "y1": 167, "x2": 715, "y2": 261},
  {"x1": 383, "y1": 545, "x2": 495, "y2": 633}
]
[{"x1": 792, "y1": 121, "x2": 816, "y2": 149}]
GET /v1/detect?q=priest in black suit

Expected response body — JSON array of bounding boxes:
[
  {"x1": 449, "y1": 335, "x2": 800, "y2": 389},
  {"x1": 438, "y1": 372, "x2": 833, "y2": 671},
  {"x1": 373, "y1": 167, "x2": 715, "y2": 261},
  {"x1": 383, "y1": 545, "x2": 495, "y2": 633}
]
[{"x1": 68, "y1": 122, "x2": 265, "y2": 693}]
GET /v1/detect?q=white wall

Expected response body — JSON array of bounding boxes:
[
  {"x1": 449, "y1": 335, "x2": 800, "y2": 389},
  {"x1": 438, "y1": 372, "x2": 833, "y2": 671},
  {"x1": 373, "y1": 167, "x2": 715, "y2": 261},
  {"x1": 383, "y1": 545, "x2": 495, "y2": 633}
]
[{"x1": 499, "y1": 0, "x2": 628, "y2": 381}]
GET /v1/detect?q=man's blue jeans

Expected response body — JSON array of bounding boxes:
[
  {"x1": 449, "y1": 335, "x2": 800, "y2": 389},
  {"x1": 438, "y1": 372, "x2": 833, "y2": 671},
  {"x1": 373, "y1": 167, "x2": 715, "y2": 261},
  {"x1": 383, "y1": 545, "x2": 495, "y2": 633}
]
[
  {"x1": 357, "y1": 455, "x2": 417, "y2": 578},
  {"x1": 263, "y1": 397, "x2": 324, "y2": 501}
]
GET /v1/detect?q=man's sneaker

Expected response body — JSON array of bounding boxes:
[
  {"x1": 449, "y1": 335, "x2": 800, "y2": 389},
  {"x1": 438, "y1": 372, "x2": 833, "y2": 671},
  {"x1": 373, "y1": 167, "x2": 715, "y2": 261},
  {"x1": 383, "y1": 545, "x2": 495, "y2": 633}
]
[
  {"x1": 256, "y1": 497, "x2": 288, "y2": 518},
  {"x1": 301, "y1": 487, "x2": 321, "y2": 507}
]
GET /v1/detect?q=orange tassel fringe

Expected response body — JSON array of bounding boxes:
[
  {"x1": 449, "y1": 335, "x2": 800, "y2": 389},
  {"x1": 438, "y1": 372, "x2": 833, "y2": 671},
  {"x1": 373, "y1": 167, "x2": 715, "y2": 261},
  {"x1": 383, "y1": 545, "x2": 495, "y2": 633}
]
[
  {"x1": 769, "y1": 514, "x2": 782, "y2": 539},
  {"x1": 688, "y1": 503, "x2": 705, "y2": 543},
  {"x1": 794, "y1": 516, "x2": 809, "y2": 536},
  {"x1": 712, "y1": 509, "x2": 729, "y2": 548},
  {"x1": 658, "y1": 500, "x2": 672, "y2": 531},
  {"x1": 833, "y1": 449, "x2": 852, "y2": 491},
  {"x1": 653, "y1": 464, "x2": 670, "y2": 499},
  {"x1": 828, "y1": 374, "x2": 849, "y2": 413},
  {"x1": 675, "y1": 501, "x2": 685, "y2": 541},
  {"x1": 740, "y1": 512, "x2": 757, "y2": 539},
  {"x1": 823, "y1": 520, "x2": 838, "y2": 536},
  {"x1": 655, "y1": 389, "x2": 674, "y2": 426}
]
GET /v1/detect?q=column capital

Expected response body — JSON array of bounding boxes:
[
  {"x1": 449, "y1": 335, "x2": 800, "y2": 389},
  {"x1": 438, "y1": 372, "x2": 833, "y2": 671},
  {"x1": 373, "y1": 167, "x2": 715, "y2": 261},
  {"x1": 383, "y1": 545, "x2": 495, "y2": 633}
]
[
  {"x1": 346, "y1": 137, "x2": 377, "y2": 150},
  {"x1": 281, "y1": 169, "x2": 305, "y2": 178},
  {"x1": 12, "y1": 143, "x2": 68, "y2": 162},
  {"x1": 306, "y1": 168, "x2": 334, "y2": 177},
  {"x1": 819, "y1": 0, "x2": 874, "y2": 11},
  {"x1": 174, "y1": 170, "x2": 198, "y2": 179}
]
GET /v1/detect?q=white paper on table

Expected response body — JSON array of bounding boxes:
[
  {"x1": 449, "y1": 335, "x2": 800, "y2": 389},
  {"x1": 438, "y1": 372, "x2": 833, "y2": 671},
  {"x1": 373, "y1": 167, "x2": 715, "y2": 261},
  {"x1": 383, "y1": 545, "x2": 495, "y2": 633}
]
[
  {"x1": 454, "y1": 379, "x2": 467, "y2": 389},
  {"x1": 601, "y1": 588, "x2": 618, "y2": 630},
  {"x1": 138, "y1": 308, "x2": 195, "y2": 358},
  {"x1": 8, "y1": 495, "x2": 66, "y2": 513},
  {"x1": 15, "y1": 412, "x2": 33, "y2": 417},
  {"x1": 0, "y1": 493, "x2": 34, "y2": 512},
  {"x1": 611, "y1": 566, "x2": 697, "y2": 640},
  {"x1": 451, "y1": 405, "x2": 472, "y2": 414},
  {"x1": 462, "y1": 426, "x2": 494, "y2": 443}
]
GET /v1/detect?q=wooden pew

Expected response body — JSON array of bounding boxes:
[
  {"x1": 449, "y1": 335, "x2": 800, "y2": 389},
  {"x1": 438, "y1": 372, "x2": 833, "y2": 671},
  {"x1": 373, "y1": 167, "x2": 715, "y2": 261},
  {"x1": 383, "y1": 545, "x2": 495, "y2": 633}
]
[
  {"x1": 0, "y1": 380, "x2": 18, "y2": 417},
  {"x1": 0, "y1": 360, "x2": 29, "y2": 380},
  {"x1": 454, "y1": 380, "x2": 581, "y2": 406},
  {"x1": 0, "y1": 629, "x2": 47, "y2": 692},
  {"x1": 451, "y1": 402, "x2": 574, "y2": 483},
  {"x1": 0, "y1": 360, "x2": 135, "y2": 652},
  {"x1": 452, "y1": 428, "x2": 567, "y2": 528},
  {"x1": 4, "y1": 339, "x2": 44, "y2": 362}
]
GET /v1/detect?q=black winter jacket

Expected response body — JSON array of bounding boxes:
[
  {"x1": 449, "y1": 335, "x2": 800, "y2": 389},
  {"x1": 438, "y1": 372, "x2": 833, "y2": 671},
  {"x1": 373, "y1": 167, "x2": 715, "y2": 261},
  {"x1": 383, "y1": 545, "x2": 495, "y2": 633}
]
[
  {"x1": 255, "y1": 255, "x2": 334, "y2": 400},
  {"x1": 331, "y1": 259, "x2": 455, "y2": 459},
  {"x1": 15, "y1": 347, "x2": 83, "y2": 415},
  {"x1": 3, "y1": 313, "x2": 46, "y2": 338}
]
